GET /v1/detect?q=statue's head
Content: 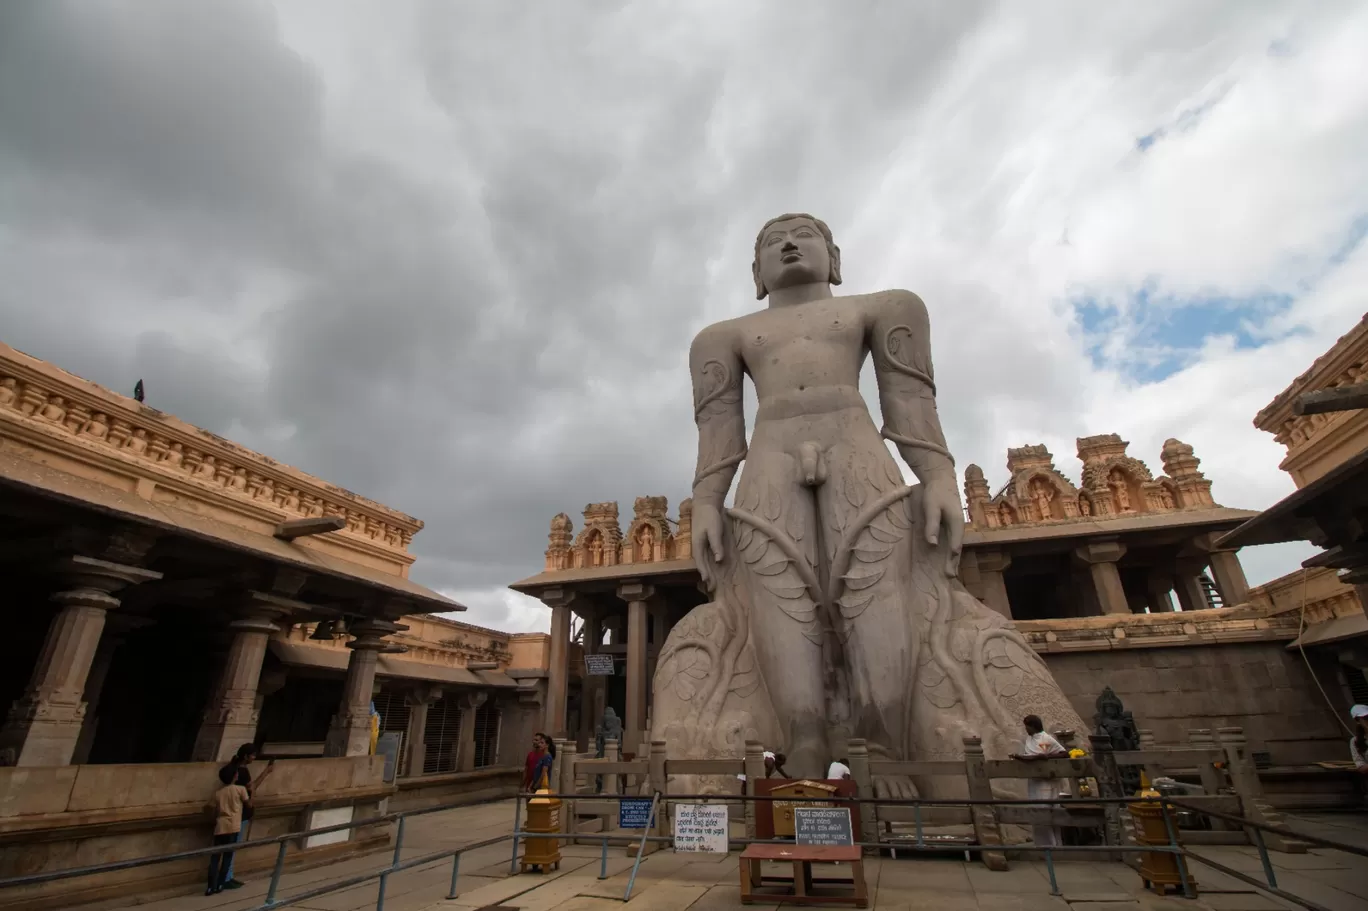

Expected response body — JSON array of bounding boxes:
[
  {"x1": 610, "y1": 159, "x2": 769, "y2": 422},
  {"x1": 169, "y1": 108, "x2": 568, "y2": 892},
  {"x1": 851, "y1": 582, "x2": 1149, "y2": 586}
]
[
  {"x1": 604, "y1": 706, "x2": 618, "y2": 719},
  {"x1": 752, "y1": 213, "x2": 842, "y2": 300}
]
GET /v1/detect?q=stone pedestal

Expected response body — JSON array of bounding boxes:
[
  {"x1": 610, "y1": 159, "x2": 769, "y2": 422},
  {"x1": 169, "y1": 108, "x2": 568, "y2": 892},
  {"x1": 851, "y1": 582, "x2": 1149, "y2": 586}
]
[
  {"x1": 192, "y1": 599, "x2": 293, "y2": 762},
  {"x1": 618, "y1": 581, "x2": 654, "y2": 754},
  {"x1": 324, "y1": 619, "x2": 402, "y2": 758},
  {"x1": 0, "y1": 556, "x2": 159, "y2": 767},
  {"x1": 457, "y1": 691, "x2": 488, "y2": 772},
  {"x1": 975, "y1": 549, "x2": 1013, "y2": 619},
  {"x1": 1074, "y1": 540, "x2": 1130, "y2": 616},
  {"x1": 541, "y1": 588, "x2": 574, "y2": 738}
]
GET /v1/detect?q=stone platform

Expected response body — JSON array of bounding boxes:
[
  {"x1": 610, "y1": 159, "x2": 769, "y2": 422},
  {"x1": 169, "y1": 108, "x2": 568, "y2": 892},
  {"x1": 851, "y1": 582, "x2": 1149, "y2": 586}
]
[{"x1": 73, "y1": 801, "x2": 1368, "y2": 911}]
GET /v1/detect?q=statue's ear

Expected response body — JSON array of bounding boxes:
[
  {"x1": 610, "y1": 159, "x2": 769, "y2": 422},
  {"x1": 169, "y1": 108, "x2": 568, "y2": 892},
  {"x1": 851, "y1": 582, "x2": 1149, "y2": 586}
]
[
  {"x1": 752, "y1": 259, "x2": 768, "y2": 300},
  {"x1": 829, "y1": 244, "x2": 843, "y2": 287}
]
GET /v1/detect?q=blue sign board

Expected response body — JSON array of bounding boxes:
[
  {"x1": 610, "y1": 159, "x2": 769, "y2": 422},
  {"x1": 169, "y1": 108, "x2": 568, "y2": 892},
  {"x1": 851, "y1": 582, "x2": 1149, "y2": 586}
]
[{"x1": 619, "y1": 797, "x2": 654, "y2": 830}]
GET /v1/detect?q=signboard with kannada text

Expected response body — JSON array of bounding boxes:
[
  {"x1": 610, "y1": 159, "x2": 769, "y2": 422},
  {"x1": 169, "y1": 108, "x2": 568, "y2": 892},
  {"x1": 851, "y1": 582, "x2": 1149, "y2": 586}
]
[
  {"x1": 619, "y1": 797, "x2": 654, "y2": 830},
  {"x1": 794, "y1": 807, "x2": 854, "y2": 846},
  {"x1": 673, "y1": 803, "x2": 729, "y2": 853},
  {"x1": 584, "y1": 654, "x2": 616, "y2": 676}
]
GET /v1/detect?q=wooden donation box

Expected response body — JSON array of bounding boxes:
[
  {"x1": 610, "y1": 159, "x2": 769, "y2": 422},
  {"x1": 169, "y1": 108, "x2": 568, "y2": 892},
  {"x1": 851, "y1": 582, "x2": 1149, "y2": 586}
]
[
  {"x1": 755, "y1": 779, "x2": 860, "y2": 842},
  {"x1": 771, "y1": 780, "x2": 840, "y2": 838}
]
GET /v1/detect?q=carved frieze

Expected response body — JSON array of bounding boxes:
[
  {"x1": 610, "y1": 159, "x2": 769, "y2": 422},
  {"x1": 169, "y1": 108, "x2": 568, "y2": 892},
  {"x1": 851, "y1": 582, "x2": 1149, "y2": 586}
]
[{"x1": 0, "y1": 347, "x2": 421, "y2": 556}]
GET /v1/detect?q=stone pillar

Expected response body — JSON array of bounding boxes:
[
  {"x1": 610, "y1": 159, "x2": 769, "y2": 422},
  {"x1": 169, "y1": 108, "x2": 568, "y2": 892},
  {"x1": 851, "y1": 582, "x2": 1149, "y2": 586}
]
[
  {"x1": 975, "y1": 549, "x2": 1013, "y2": 619},
  {"x1": 192, "y1": 594, "x2": 296, "y2": 762},
  {"x1": 403, "y1": 687, "x2": 440, "y2": 777},
  {"x1": 1207, "y1": 550, "x2": 1250, "y2": 607},
  {"x1": 1173, "y1": 558, "x2": 1209, "y2": 612},
  {"x1": 1074, "y1": 540, "x2": 1130, "y2": 616},
  {"x1": 457, "y1": 691, "x2": 488, "y2": 772},
  {"x1": 1145, "y1": 573, "x2": 1176, "y2": 613},
  {"x1": 618, "y1": 581, "x2": 654, "y2": 754},
  {"x1": 72, "y1": 615, "x2": 149, "y2": 764},
  {"x1": 579, "y1": 615, "x2": 603, "y2": 750},
  {"x1": 540, "y1": 588, "x2": 574, "y2": 738},
  {"x1": 324, "y1": 618, "x2": 401, "y2": 758},
  {"x1": 0, "y1": 556, "x2": 159, "y2": 767}
]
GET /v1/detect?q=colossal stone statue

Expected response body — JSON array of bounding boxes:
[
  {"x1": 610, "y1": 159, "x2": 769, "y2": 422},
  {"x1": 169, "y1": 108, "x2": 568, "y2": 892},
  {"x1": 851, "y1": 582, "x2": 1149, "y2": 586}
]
[{"x1": 650, "y1": 214, "x2": 1084, "y2": 797}]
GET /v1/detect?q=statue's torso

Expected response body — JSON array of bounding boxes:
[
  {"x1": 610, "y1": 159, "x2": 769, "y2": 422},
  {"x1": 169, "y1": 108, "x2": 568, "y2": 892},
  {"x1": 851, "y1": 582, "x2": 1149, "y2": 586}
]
[{"x1": 725, "y1": 293, "x2": 876, "y2": 401}]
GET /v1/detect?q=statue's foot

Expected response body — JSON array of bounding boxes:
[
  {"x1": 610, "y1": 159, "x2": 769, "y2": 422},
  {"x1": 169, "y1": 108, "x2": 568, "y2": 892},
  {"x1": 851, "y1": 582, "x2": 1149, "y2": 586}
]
[
  {"x1": 872, "y1": 775, "x2": 920, "y2": 800},
  {"x1": 784, "y1": 732, "x2": 830, "y2": 781}
]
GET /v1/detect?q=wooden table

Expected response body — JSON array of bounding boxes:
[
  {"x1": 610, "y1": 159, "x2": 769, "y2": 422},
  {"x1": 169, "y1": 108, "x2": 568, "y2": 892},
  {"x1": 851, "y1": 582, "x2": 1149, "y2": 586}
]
[{"x1": 739, "y1": 844, "x2": 867, "y2": 907}]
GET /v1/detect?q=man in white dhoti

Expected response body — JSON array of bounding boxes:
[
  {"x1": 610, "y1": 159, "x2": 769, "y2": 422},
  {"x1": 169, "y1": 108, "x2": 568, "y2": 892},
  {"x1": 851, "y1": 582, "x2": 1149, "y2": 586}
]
[{"x1": 1009, "y1": 714, "x2": 1069, "y2": 848}]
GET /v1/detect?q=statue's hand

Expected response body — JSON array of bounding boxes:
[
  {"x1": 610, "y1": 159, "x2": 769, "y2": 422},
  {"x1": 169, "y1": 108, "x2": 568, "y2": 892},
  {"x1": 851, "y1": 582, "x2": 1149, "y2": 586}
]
[
  {"x1": 921, "y1": 476, "x2": 964, "y2": 577},
  {"x1": 692, "y1": 501, "x2": 725, "y2": 592}
]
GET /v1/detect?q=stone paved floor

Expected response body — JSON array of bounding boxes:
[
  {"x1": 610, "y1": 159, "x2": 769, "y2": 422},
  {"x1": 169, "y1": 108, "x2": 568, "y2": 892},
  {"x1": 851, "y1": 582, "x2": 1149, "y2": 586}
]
[{"x1": 91, "y1": 805, "x2": 1367, "y2": 911}]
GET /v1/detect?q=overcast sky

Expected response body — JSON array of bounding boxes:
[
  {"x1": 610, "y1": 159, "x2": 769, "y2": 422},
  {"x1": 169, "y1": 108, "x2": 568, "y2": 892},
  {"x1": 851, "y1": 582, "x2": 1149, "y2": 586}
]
[{"x1": 2, "y1": 1, "x2": 1365, "y2": 632}]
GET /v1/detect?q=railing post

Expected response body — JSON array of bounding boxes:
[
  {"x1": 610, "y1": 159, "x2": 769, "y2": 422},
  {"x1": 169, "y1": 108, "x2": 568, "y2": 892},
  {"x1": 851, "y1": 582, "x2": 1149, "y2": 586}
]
[
  {"x1": 265, "y1": 840, "x2": 288, "y2": 906},
  {"x1": 743, "y1": 739, "x2": 764, "y2": 839},
  {"x1": 961, "y1": 736, "x2": 1007, "y2": 871},
  {"x1": 508, "y1": 793, "x2": 523, "y2": 874},
  {"x1": 650, "y1": 739, "x2": 669, "y2": 851},
  {"x1": 1217, "y1": 727, "x2": 1306, "y2": 854},
  {"x1": 846, "y1": 739, "x2": 876, "y2": 851},
  {"x1": 446, "y1": 852, "x2": 461, "y2": 900},
  {"x1": 558, "y1": 739, "x2": 578, "y2": 842}
]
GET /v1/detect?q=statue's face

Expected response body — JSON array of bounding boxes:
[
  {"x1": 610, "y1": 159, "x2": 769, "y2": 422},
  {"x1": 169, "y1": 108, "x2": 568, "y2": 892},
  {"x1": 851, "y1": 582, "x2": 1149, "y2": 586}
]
[{"x1": 756, "y1": 216, "x2": 831, "y2": 293}]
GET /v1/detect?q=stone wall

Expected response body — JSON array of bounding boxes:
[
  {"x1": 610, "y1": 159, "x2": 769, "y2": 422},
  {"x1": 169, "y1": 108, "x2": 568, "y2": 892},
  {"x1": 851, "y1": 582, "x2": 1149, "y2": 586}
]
[
  {"x1": 1042, "y1": 641, "x2": 1349, "y2": 764},
  {"x1": 0, "y1": 756, "x2": 391, "y2": 910}
]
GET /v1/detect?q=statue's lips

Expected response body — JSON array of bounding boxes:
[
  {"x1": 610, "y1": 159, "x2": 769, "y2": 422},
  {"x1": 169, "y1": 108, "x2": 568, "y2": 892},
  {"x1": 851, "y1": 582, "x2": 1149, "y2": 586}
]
[{"x1": 781, "y1": 253, "x2": 803, "y2": 263}]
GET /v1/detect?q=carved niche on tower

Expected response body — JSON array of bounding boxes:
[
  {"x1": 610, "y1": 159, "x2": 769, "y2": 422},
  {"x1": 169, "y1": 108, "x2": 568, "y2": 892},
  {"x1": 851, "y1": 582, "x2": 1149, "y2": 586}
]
[
  {"x1": 965, "y1": 445, "x2": 1081, "y2": 528},
  {"x1": 545, "y1": 513, "x2": 574, "y2": 571},
  {"x1": 1159, "y1": 438, "x2": 1219, "y2": 509},
  {"x1": 573, "y1": 502, "x2": 622, "y2": 569},
  {"x1": 624, "y1": 496, "x2": 673, "y2": 564},
  {"x1": 1077, "y1": 434, "x2": 1162, "y2": 516}
]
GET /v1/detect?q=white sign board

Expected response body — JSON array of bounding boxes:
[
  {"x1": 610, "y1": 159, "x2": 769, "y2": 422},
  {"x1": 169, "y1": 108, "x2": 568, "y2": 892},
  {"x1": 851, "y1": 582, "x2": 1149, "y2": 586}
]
[{"x1": 673, "y1": 803, "x2": 729, "y2": 853}]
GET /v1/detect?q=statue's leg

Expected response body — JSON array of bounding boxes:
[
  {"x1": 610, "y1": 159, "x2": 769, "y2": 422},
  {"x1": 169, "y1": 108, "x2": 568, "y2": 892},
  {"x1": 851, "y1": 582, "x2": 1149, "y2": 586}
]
[
  {"x1": 729, "y1": 452, "x2": 829, "y2": 779},
  {"x1": 815, "y1": 456, "x2": 920, "y2": 766}
]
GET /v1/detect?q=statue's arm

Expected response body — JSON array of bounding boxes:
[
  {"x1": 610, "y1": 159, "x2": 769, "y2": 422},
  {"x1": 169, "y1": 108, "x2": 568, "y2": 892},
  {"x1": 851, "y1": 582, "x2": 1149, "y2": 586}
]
[
  {"x1": 870, "y1": 291, "x2": 956, "y2": 485},
  {"x1": 690, "y1": 323, "x2": 747, "y2": 508}
]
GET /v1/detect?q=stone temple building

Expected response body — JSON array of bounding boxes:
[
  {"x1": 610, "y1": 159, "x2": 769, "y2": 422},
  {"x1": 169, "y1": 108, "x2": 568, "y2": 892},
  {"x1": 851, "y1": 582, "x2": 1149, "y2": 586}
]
[
  {"x1": 512, "y1": 436, "x2": 1353, "y2": 789},
  {"x1": 1241, "y1": 313, "x2": 1368, "y2": 705},
  {"x1": 0, "y1": 340, "x2": 551, "y2": 907}
]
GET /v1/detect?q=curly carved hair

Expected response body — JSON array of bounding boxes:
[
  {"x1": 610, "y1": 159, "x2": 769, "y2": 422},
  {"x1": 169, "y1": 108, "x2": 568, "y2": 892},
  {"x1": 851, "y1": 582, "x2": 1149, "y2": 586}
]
[{"x1": 752, "y1": 213, "x2": 843, "y2": 300}]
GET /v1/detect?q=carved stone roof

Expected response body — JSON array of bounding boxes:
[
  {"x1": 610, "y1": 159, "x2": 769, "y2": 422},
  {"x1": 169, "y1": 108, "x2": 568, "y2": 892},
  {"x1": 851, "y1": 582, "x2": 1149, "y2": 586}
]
[
  {"x1": 1255, "y1": 312, "x2": 1368, "y2": 431},
  {"x1": 964, "y1": 434, "x2": 1221, "y2": 531},
  {"x1": 541, "y1": 496, "x2": 693, "y2": 572}
]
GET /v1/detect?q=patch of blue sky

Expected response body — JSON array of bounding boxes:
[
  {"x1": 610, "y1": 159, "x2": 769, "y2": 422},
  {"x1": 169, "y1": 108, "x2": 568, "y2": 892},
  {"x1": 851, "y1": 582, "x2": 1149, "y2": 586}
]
[{"x1": 1071, "y1": 288, "x2": 1293, "y2": 384}]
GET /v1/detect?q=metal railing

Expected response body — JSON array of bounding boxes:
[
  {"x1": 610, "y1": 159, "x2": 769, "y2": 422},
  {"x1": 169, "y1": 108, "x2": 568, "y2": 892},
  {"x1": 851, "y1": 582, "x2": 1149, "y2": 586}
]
[
  {"x1": 0, "y1": 796, "x2": 511, "y2": 910},
  {"x1": 2, "y1": 789, "x2": 1364, "y2": 911}
]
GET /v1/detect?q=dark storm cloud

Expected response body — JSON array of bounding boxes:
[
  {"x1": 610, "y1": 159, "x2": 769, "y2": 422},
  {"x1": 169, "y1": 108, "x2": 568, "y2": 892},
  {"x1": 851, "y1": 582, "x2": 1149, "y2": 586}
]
[{"x1": 0, "y1": 0, "x2": 1001, "y2": 627}]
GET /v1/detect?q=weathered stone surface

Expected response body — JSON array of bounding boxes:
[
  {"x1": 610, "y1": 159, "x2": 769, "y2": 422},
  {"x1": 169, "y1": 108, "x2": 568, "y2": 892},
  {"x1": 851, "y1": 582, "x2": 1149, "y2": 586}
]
[{"x1": 651, "y1": 214, "x2": 1084, "y2": 791}]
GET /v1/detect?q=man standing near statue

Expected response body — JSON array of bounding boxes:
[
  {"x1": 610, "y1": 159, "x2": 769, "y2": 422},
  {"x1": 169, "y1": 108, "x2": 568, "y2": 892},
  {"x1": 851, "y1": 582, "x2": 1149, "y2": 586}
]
[{"x1": 651, "y1": 213, "x2": 1085, "y2": 798}]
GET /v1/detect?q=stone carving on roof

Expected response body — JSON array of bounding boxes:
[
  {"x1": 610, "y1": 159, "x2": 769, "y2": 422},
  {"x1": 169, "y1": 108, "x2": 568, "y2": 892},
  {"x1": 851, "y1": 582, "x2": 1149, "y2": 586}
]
[
  {"x1": 572, "y1": 501, "x2": 623, "y2": 569},
  {"x1": 963, "y1": 433, "x2": 1223, "y2": 530},
  {"x1": 0, "y1": 346, "x2": 421, "y2": 563},
  {"x1": 625, "y1": 495, "x2": 675, "y2": 563},
  {"x1": 543, "y1": 497, "x2": 695, "y2": 572}
]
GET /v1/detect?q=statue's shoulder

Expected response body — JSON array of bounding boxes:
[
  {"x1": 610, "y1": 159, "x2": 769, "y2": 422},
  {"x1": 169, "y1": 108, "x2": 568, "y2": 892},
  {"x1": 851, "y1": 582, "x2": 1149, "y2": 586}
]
[
  {"x1": 859, "y1": 288, "x2": 928, "y2": 315},
  {"x1": 690, "y1": 315, "x2": 745, "y2": 352}
]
